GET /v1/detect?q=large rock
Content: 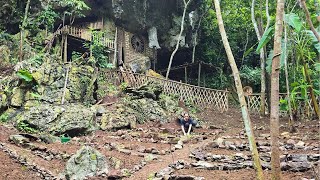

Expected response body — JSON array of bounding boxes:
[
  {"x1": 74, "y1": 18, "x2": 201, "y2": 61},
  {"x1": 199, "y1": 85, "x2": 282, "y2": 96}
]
[
  {"x1": 128, "y1": 57, "x2": 151, "y2": 73},
  {"x1": 16, "y1": 104, "x2": 95, "y2": 136},
  {"x1": 126, "y1": 98, "x2": 168, "y2": 123},
  {"x1": 64, "y1": 146, "x2": 109, "y2": 179},
  {"x1": 100, "y1": 107, "x2": 137, "y2": 130},
  {"x1": 10, "y1": 87, "x2": 25, "y2": 107},
  {"x1": 0, "y1": 93, "x2": 7, "y2": 109},
  {"x1": 126, "y1": 81, "x2": 163, "y2": 100}
]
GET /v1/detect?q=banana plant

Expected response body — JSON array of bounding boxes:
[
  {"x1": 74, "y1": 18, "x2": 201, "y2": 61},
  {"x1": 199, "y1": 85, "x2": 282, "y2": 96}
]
[{"x1": 256, "y1": 12, "x2": 320, "y2": 119}]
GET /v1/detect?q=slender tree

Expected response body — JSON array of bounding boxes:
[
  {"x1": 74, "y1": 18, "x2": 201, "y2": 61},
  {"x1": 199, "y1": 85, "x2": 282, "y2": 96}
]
[
  {"x1": 251, "y1": 0, "x2": 269, "y2": 116},
  {"x1": 166, "y1": 0, "x2": 192, "y2": 79},
  {"x1": 300, "y1": 0, "x2": 320, "y2": 42},
  {"x1": 300, "y1": 0, "x2": 320, "y2": 119},
  {"x1": 213, "y1": 0, "x2": 263, "y2": 179},
  {"x1": 270, "y1": 0, "x2": 285, "y2": 179},
  {"x1": 284, "y1": 25, "x2": 294, "y2": 127},
  {"x1": 19, "y1": 0, "x2": 31, "y2": 62}
]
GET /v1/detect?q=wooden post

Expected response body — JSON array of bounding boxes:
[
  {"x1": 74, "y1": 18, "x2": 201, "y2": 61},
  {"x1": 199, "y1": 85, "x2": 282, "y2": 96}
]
[
  {"x1": 61, "y1": 35, "x2": 65, "y2": 61},
  {"x1": 113, "y1": 27, "x2": 118, "y2": 66},
  {"x1": 64, "y1": 35, "x2": 68, "y2": 63},
  {"x1": 153, "y1": 48, "x2": 157, "y2": 71},
  {"x1": 184, "y1": 67, "x2": 188, "y2": 83},
  {"x1": 198, "y1": 62, "x2": 201, "y2": 86}
]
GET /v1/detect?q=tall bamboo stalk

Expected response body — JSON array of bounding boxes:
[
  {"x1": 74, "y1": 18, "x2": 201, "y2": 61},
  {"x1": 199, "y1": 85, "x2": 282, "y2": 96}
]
[{"x1": 213, "y1": 0, "x2": 263, "y2": 179}]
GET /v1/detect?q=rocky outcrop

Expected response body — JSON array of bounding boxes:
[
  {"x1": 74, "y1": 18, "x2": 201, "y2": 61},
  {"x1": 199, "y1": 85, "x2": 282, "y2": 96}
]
[
  {"x1": 14, "y1": 104, "x2": 95, "y2": 136},
  {"x1": 86, "y1": 0, "x2": 202, "y2": 49},
  {"x1": 63, "y1": 146, "x2": 109, "y2": 179}
]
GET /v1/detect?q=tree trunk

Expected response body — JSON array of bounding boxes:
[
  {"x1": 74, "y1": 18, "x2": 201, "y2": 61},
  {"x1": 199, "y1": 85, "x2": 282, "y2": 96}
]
[
  {"x1": 192, "y1": 16, "x2": 203, "y2": 63},
  {"x1": 213, "y1": 0, "x2": 263, "y2": 179},
  {"x1": 251, "y1": 0, "x2": 266, "y2": 116},
  {"x1": 284, "y1": 25, "x2": 294, "y2": 125},
  {"x1": 270, "y1": 0, "x2": 285, "y2": 179},
  {"x1": 301, "y1": 0, "x2": 320, "y2": 42},
  {"x1": 303, "y1": 59, "x2": 320, "y2": 119},
  {"x1": 166, "y1": 0, "x2": 192, "y2": 79},
  {"x1": 19, "y1": 0, "x2": 31, "y2": 62}
]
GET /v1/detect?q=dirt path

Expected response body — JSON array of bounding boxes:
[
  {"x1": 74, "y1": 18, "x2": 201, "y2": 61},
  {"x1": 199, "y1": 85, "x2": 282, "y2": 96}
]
[{"x1": 128, "y1": 137, "x2": 214, "y2": 179}]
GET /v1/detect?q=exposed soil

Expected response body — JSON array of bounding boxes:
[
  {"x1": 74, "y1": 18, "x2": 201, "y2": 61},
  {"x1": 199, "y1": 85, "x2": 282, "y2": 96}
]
[
  {"x1": 0, "y1": 107, "x2": 319, "y2": 180},
  {"x1": 0, "y1": 150, "x2": 41, "y2": 180}
]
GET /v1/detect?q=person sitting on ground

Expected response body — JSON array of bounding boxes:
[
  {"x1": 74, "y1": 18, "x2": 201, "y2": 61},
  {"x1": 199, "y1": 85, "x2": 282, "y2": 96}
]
[{"x1": 179, "y1": 113, "x2": 197, "y2": 136}]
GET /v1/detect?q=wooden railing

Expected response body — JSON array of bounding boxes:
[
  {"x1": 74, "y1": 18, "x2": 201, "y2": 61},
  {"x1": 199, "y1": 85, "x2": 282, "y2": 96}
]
[
  {"x1": 101, "y1": 70, "x2": 229, "y2": 112},
  {"x1": 56, "y1": 25, "x2": 115, "y2": 49}
]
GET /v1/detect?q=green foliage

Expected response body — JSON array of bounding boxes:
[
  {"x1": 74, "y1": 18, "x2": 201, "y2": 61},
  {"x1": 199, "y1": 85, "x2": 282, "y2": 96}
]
[
  {"x1": 315, "y1": 63, "x2": 320, "y2": 72},
  {"x1": 305, "y1": 27, "x2": 320, "y2": 53},
  {"x1": 256, "y1": 26, "x2": 274, "y2": 53},
  {"x1": 59, "y1": 0, "x2": 90, "y2": 18},
  {"x1": 284, "y1": 13, "x2": 303, "y2": 32},
  {"x1": 17, "y1": 121, "x2": 37, "y2": 133},
  {"x1": 83, "y1": 30, "x2": 112, "y2": 68},
  {"x1": 120, "y1": 82, "x2": 128, "y2": 91},
  {"x1": 16, "y1": 69, "x2": 34, "y2": 82},
  {"x1": 36, "y1": 5, "x2": 59, "y2": 30},
  {"x1": 239, "y1": 65, "x2": 261, "y2": 86},
  {"x1": 0, "y1": 113, "x2": 9, "y2": 122}
]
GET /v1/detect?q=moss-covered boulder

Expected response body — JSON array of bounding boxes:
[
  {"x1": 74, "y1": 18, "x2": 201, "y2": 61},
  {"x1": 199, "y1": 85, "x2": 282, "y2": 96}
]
[
  {"x1": 125, "y1": 81, "x2": 162, "y2": 100},
  {"x1": 0, "y1": 93, "x2": 8, "y2": 109},
  {"x1": 15, "y1": 104, "x2": 95, "y2": 136},
  {"x1": 68, "y1": 66, "x2": 95, "y2": 103},
  {"x1": 126, "y1": 98, "x2": 168, "y2": 123},
  {"x1": 10, "y1": 87, "x2": 25, "y2": 107},
  {"x1": 100, "y1": 107, "x2": 137, "y2": 130},
  {"x1": 64, "y1": 146, "x2": 109, "y2": 179},
  {"x1": 0, "y1": 45, "x2": 11, "y2": 65}
]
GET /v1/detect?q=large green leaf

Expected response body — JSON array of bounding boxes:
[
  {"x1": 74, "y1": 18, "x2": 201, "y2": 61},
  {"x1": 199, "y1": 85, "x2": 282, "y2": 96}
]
[
  {"x1": 305, "y1": 29, "x2": 320, "y2": 53},
  {"x1": 265, "y1": 39, "x2": 286, "y2": 74},
  {"x1": 16, "y1": 69, "x2": 34, "y2": 82},
  {"x1": 256, "y1": 26, "x2": 274, "y2": 53},
  {"x1": 266, "y1": 50, "x2": 273, "y2": 74},
  {"x1": 284, "y1": 13, "x2": 303, "y2": 32},
  {"x1": 315, "y1": 63, "x2": 320, "y2": 72}
]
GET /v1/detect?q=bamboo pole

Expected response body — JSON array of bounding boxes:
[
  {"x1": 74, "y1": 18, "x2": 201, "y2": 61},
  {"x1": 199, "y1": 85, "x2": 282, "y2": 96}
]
[{"x1": 213, "y1": 0, "x2": 263, "y2": 179}]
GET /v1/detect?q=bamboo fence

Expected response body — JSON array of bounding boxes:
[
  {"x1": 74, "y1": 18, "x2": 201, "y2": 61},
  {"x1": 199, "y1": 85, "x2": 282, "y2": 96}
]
[{"x1": 101, "y1": 70, "x2": 229, "y2": 112}]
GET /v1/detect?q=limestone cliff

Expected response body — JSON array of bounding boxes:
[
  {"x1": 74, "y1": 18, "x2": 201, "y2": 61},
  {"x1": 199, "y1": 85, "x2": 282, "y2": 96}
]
[{"x1": 85, "y1": 0, "x2": 202, "y2": 49}]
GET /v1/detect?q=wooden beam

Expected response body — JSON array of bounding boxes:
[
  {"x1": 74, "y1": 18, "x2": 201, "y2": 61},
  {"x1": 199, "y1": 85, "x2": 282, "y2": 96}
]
[
  {"x1": 158, "y1": 61, "x2": 216, "y2": 73},
  {"x1": 198, "y1": 62, "x2": 201, "y2": 86},
  {"x1": 184, "y1": 67, "x2": 188, "y2": 83}
]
